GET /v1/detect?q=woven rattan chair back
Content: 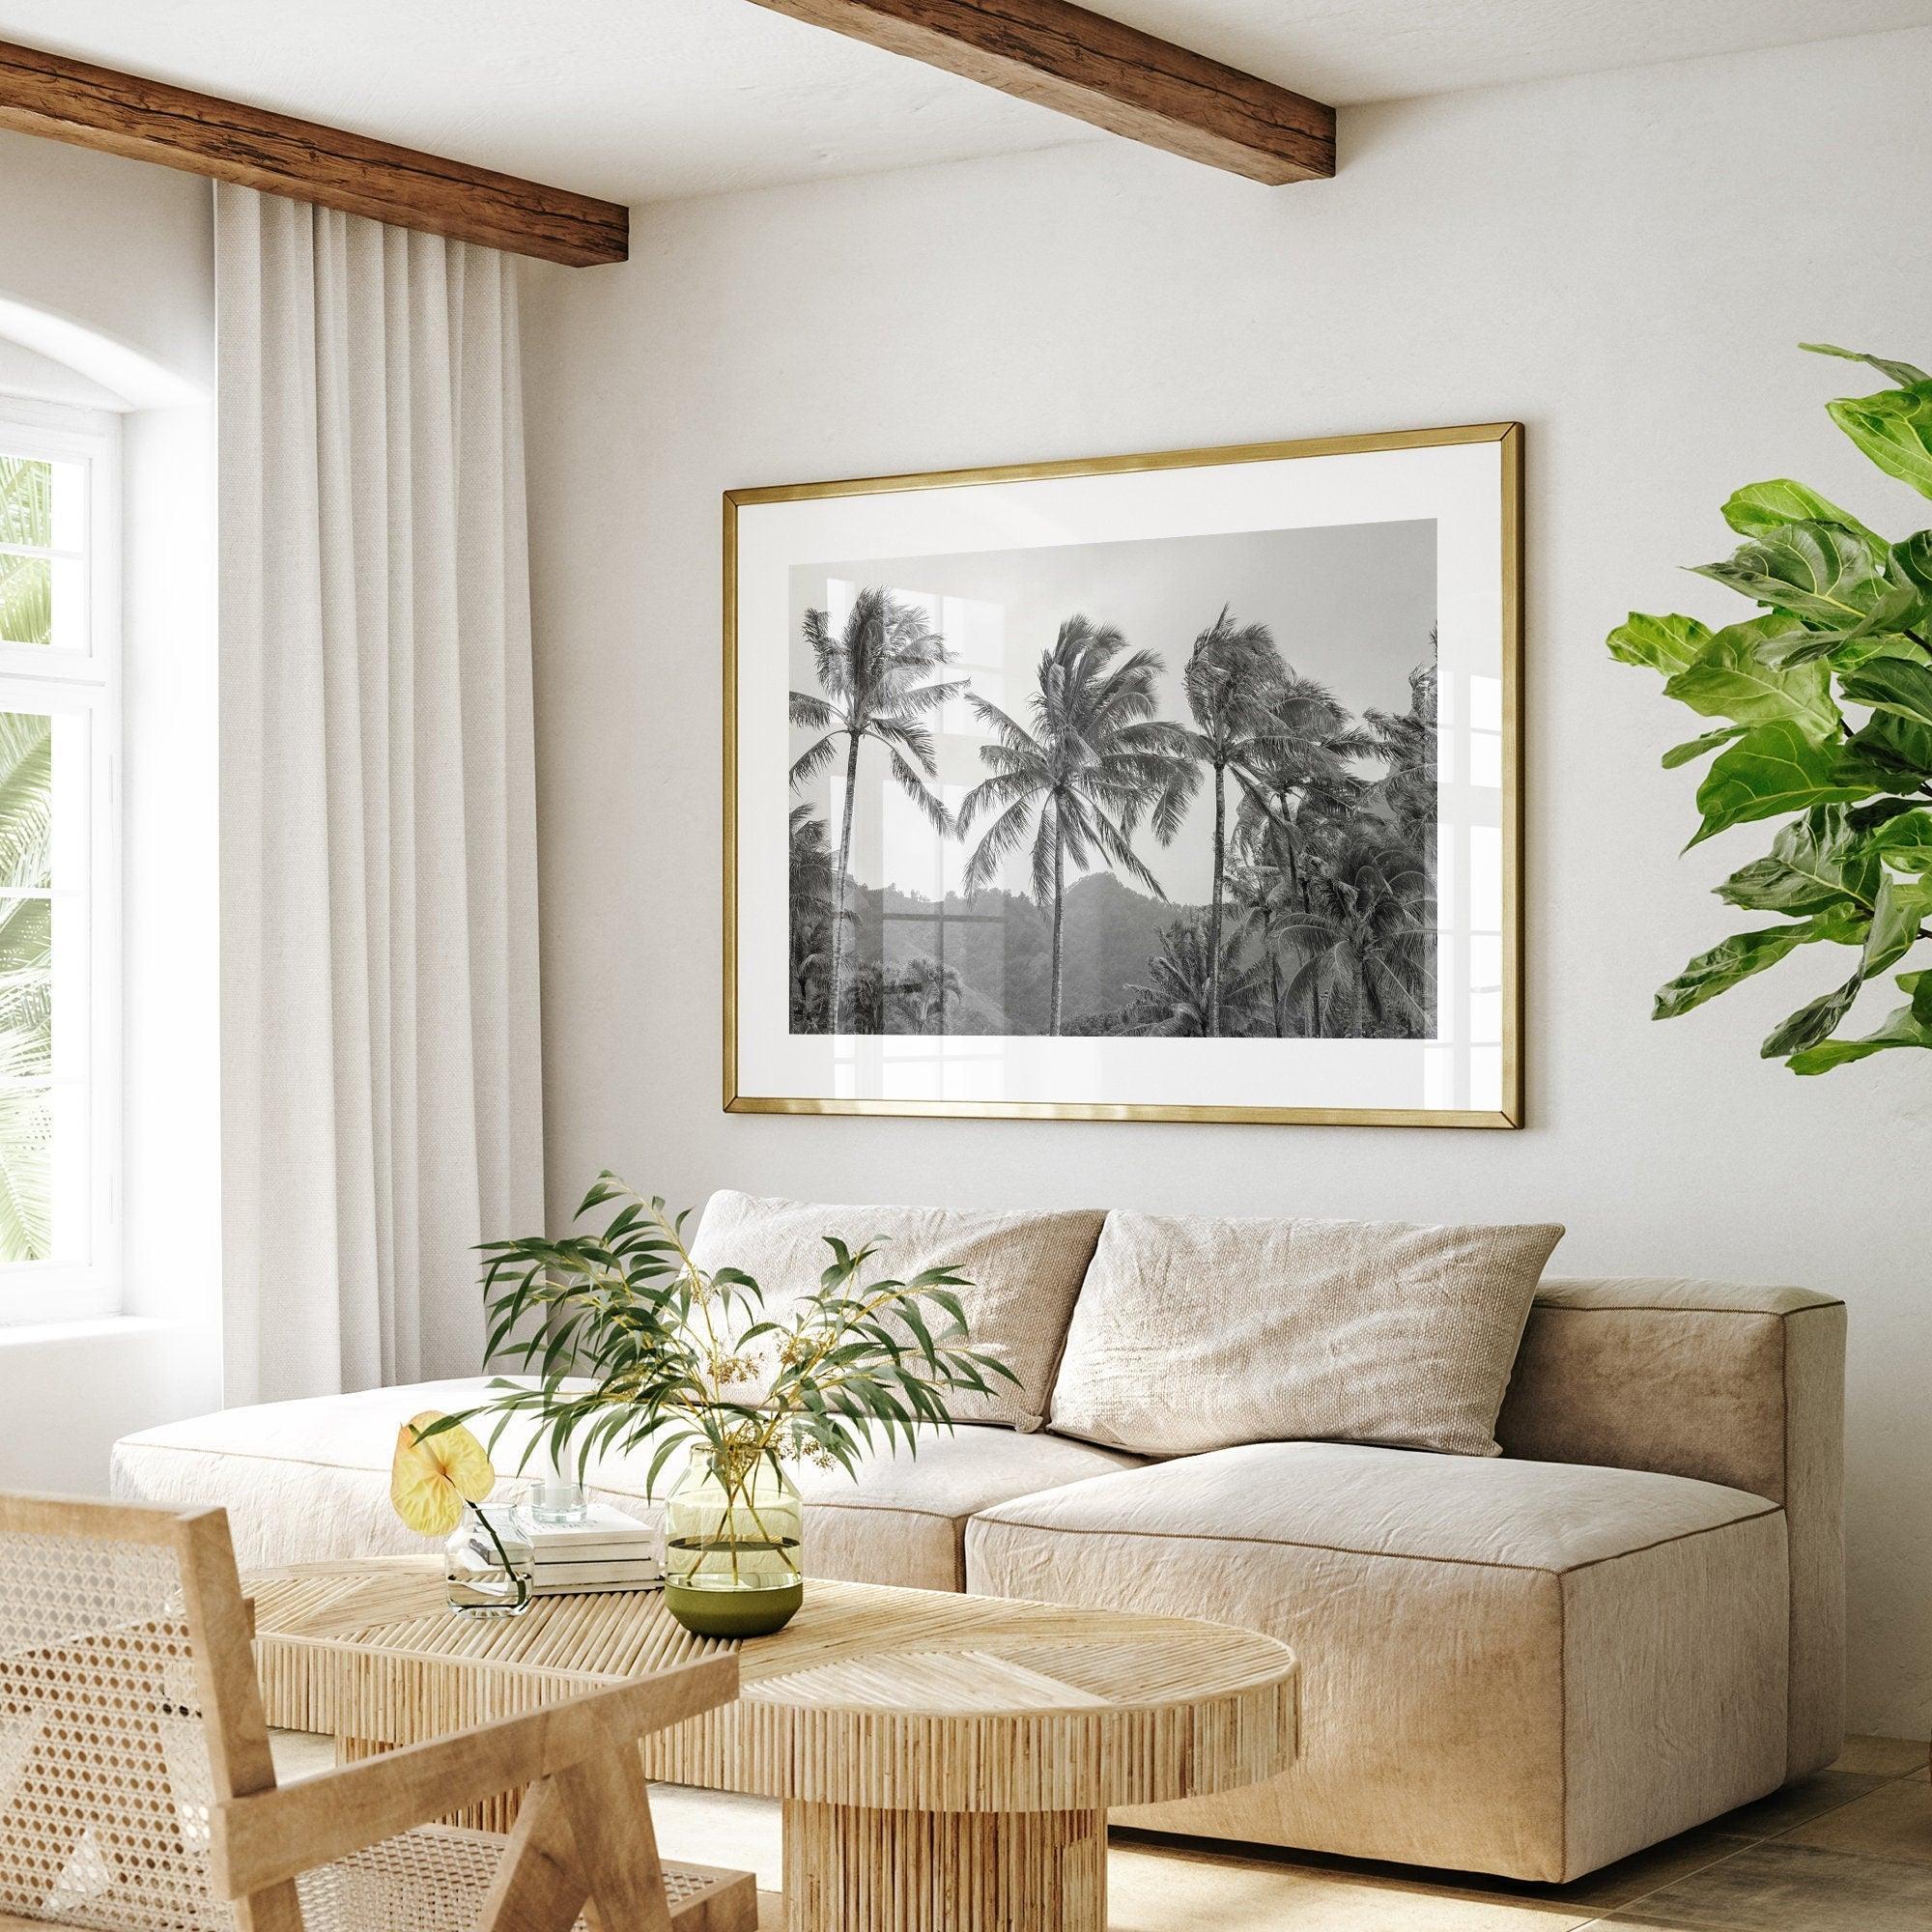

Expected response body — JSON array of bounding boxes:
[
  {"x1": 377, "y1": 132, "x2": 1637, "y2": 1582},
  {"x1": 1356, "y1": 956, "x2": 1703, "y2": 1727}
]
[
  {"x1": 0, "y1": 1495, "x2": 257, "y2": 1931},
  {"x1": 0, "y1": 1494, "x2": 753, "y2": 1932}
]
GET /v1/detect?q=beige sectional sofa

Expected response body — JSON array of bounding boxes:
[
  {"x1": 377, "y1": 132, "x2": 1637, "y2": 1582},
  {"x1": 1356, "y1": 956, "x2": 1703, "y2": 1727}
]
[{"x1": 111, "y1": 1198, "x2": 1845, "y2": 1884}]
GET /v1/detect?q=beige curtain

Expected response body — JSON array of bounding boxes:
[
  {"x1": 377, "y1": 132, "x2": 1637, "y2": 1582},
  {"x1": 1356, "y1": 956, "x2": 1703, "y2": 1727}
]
[{"x1": 216, "y1": 185, "x2": 543, "y2": 1404}]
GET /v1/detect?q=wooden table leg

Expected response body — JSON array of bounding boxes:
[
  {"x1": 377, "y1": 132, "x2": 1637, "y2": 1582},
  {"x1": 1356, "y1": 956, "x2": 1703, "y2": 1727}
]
[{"x1": 781, "y1": 1798, "x2": 1105, "y2": 1932}]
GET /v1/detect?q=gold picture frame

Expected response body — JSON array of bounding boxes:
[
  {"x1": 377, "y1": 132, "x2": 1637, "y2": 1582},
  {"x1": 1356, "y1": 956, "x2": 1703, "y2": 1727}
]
[{"x1": 725, "y1": 420, "x2": 1522, "y2": 1127}]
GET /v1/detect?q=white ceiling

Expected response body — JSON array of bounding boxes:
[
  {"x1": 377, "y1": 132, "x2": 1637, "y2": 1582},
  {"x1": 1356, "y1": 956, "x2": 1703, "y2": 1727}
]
[{"x1": 3, "y1": 0, "x2": 1930, "y2": 205}]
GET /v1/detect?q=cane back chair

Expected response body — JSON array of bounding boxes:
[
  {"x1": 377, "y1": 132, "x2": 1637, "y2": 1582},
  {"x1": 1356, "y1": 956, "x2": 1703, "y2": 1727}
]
[{"x1": 0, "y1": 1493, "x2": 755, "y2": 1932}]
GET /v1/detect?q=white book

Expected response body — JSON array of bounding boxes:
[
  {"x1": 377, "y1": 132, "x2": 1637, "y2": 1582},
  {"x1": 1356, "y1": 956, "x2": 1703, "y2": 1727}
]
[
  {"x1": 526, "y1": 1538, "x2": 660, "y2": 1565},
  {"x1": 532, "y1": 1574, "x2": 665, "y2": 1597},
  {"x1": 520, "y1": 1503, "x2": 656, "y2": 1555},
  {"x1": 531, "y1": 1556, "x2": 664, "y2": 1587}
]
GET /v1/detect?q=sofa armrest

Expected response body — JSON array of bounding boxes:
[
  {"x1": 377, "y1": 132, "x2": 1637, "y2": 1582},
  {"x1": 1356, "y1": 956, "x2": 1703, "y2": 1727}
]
[{"x1": 1495, "y1": 1275, "x2": 1844, "y2": 1777}]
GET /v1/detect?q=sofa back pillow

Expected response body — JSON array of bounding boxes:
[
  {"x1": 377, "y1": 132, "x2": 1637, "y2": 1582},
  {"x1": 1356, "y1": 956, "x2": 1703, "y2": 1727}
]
[
  {"x1": 689, "y1": 1192, "x2": 1104, "y2": 1432},
  {"x1": 1048, "y1": 1210, "x2": 1565, "y2": 1458}
]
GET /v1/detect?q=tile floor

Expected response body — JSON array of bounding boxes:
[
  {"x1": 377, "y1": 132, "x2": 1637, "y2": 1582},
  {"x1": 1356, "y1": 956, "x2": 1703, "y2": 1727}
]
[{"x1": 270, "y1": 1730, "x2": 1932, "y2": 1929}]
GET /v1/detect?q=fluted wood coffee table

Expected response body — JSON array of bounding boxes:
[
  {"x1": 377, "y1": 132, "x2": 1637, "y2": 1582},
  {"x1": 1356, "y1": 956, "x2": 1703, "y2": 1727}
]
[{"x1": 250, "y1": 1562, "x2": 1298, "y2": 1932}]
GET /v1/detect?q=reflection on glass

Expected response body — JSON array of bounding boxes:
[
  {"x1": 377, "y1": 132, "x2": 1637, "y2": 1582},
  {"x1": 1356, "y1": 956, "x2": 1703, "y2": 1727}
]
[{"x1": 1468, "y1": 825, "x2": 1503, "y2": 930}]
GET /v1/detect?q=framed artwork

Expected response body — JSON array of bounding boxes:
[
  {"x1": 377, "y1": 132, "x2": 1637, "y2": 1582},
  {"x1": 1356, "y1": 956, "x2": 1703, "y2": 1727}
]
[{"x1": 724, "y1": 421, "x2": 1521, "y2": 1127}]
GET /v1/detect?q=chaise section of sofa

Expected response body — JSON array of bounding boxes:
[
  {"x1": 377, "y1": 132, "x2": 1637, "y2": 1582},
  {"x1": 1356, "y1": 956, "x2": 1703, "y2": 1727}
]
[
  {"x1": 109, "y1": 1377, "x2": 1141, "y2": 1587},
  {"x1": 960, "y1": 1270, "x2": 1845, "y2": 1882},
  {"x1": 966, "y1": 1438, "x2": 1786, "y2": 1880}
]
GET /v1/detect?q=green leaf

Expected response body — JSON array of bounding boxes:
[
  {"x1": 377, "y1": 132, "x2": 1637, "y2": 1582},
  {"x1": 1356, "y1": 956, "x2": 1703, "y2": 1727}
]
[
  {"x1": 1833, "y1": 708, "x2": 1932, "y2": 791},
  {"x1": 1690, "y1": 522, "x2": 1920, "y2": 636},
  {"x1": 1840, "y1": 656, "x2": 1932, "y2": 729},
  {"x1": 1802, "y1": 342, "x2": 1932, "y2": 388},
  {"x1": 1828, "y1": 383, "x2": 1932, "y2": 501},
  {"x1": 1653, "y1": 907, "x2": 1867, "y2": 1020},
  {"x1": 1607, "y1": 611, "x2": 1709, "y2": 675},
  {"x1": 1662, "y1": 726, "x2": 1745, "y2": 769},
  {"x1": 1871, "y1": 811, "x2": 1932, "y2": 872},
  {"x1": 1904, "y1": 968, "x2": 1932, "y2": 1025},
  {"x1": 1787, "y1": 1000, "x2": 1932, "y2": 1072},
  {"x1": 1690, "y1": 721, "x2": 1875, "y2": 847},
  {"x1": 1662, "y1": 618, "x2": 1838, "y2": 736},
  {"x1": 1862, "y1": 870, "x2": 1932, "y2": 977},
  {"x1": 1716, "y1": 805, "x2": 1881, "y2": 914},
  {"x1": 1721, "y1": 478, "x2": 1882, "y2": 546},
  {"x1": 1891, "y1": 531, "x2": 1932, "y2": 596},
  {"x1": 1761, "y1": 970, "x2": 1863, "y2": 1058}
]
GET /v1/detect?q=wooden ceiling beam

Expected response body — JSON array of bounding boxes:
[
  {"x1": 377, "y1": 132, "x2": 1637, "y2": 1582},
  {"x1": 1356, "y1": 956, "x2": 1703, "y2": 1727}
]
[
  {"x1": 0, "y1": 40, "x2": 627, "y2": 267},
  {"x1": 744, "y1": 0, "x2": 1335, "y2": 185}
]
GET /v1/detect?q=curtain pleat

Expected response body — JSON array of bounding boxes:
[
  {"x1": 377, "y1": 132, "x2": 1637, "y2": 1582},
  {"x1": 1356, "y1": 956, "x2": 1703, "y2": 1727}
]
[{"x1": 217, "y1": 185, "x2": 544, "y2": 1404}]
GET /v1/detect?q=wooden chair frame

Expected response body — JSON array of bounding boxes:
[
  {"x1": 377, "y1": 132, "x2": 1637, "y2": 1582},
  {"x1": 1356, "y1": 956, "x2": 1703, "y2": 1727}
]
[{"x1": 0, "y1": 1493, "x2": 753, "y2": 1932}]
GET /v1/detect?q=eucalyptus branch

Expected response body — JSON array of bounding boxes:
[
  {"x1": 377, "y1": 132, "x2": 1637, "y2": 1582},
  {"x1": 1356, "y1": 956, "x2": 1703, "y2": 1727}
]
[{"x1": 460, "y1": 1177, "x2": 1018, "y2": 1495}]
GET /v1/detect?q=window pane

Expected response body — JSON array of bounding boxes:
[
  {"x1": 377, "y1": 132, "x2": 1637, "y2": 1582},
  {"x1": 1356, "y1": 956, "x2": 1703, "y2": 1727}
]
[
  {"x1": 0, "y1": 456, "x2": 52, "y2": 548},
  {"x1": 0, "y1": 711, "x2": 53, "y2": 887},
  {"x1": 0, "y1": 899, "x2": 51, "y2": 1079},
  {"x1": 0, "y1": 707, "x2": 84, "y2": 1268},
  {"x1": 0, "y1": 553, "x2": 51, "y2": 647},
  {"x1": 0, "y1": 1081, "x2": 52, "y2": 1262}
]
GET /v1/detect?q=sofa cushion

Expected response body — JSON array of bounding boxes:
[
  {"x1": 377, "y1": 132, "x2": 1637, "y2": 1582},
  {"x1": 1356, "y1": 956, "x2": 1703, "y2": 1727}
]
[
  {"x1": 109, "y1": 1378, "x2": 1142, "y2": 1590},
  {"x1": 964, "y1": 1440, "x2": 1786, "y2": 1881},
  {"x1": 1047, "y1": 1210, "x2": 1563, "y2": 1458},
  {"x1": 689, "y1": 1191, "x2": 1104, "y2": 1431}
]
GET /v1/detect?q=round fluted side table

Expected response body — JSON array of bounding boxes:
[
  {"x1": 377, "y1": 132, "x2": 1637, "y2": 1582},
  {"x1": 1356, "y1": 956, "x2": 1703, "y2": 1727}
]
[{"x1": 251, "y1": 1567, "x2": 1298, "y2": 1932}]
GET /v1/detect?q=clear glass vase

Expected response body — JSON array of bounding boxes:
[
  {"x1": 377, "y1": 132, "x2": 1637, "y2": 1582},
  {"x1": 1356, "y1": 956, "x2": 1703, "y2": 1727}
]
[
  {"x1": 444, "y1": 1503, "x2": 534, "y2": 1617},
  {"x1": 662, "y1": 1443, "x2": 803, "y2": 1637}
]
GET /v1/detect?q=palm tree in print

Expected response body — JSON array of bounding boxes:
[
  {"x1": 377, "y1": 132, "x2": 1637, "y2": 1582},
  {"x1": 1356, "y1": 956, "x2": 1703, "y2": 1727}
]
[
  {"x1": 1122, "y1": 915, "x2": 1266, "y2": 1038},
  {"x1": 790, "y1": 588, "x2": 965, "y2": 1028},
  {"x1": 1165, "y1": 609, "x2": 1298, "y2": 1037},
  {"x1": 956, "y1": 614, "x2": 1189, "y2": 1036}
]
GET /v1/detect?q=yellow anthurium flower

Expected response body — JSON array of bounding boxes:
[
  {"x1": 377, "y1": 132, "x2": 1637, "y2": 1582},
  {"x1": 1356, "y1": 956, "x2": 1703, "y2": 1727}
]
[{"x1": 391, "y1": 1410, "x2": 497, "y2": 1537}]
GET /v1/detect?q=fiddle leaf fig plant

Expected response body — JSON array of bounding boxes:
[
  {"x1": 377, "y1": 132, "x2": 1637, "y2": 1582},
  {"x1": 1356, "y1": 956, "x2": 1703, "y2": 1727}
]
[{"x1": 1608, "y1": 343, "x2": 1932, "y2": 1073}]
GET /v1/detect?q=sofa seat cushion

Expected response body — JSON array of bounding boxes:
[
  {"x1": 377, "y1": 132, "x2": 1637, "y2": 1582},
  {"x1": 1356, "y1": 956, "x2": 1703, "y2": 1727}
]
[
  {"x1": 965, "y1": 1441, "x2": 1788, "y2": 1882},
  {"x1": 110, "y1": 1379, "x2": 1143, "y2": 1590}
]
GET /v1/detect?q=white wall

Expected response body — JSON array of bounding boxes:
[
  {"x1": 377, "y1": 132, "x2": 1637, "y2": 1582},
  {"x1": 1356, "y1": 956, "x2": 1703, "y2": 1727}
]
[
  {"x1": 523, "y1": 26, "x2": 1932, "y2": 1735},
  {"x1": 0, "y1": 130, "x2": 221, "y2": 1490}
]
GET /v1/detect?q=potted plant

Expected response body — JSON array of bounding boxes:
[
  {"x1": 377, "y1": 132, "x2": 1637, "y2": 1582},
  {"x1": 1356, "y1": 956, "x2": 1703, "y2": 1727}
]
[
  {"x1": 1606, "y1": 342, "x2": 1932, "y2": 1071},
  {"x1": 449, "y1": 1174, "x2": 1015, "y2": 1636}
]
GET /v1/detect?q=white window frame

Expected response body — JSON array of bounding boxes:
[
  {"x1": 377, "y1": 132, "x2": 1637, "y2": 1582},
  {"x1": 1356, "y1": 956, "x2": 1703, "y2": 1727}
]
[{"x1": 0, "y1": 396, "x2": 121, "y2": 1323}]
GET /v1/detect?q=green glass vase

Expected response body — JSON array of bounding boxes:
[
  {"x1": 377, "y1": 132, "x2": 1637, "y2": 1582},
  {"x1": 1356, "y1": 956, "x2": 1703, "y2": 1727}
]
[{"x1": 662, "y1": 1443, "x2": 804, "y2": 1638}]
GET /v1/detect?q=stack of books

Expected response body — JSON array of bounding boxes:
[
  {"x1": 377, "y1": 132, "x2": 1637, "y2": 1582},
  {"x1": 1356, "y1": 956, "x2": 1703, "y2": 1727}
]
[{"x1": 521, "y1": 1502, "x2": 663, "y2": 1596}]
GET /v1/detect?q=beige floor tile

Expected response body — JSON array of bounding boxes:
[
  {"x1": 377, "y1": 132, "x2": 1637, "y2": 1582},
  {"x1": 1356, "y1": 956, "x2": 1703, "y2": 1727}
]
[
  {"x1": 649, "y1": 1782, "x2": 784, "y2": 1890},
  {"x1": 1781, "y1": 1777, "x2": 1932, "y2": 1865},
  {"x1": 1703, "y1": 1770, "x2": 1888, "y2": 1838},
  {"x1": 1119, "y1": 1822, "x2": 1747, "y2": 1914},
  {"x1": 267, "y1": 1727, "x2": 335, "y2": 1782},
  {"x1": 1105, "y1": 1846, "x2": 1593, "y2": 1929},
  {"x1": 1828, "y1": 1735, "x2": 1929, "y2": 1779},
  {"x1": 763, "y1": 1858, "x2": 1595, "y2": 1929},
  {"x1": 1599, "y1": 1839, "x2": 1932, "y2": 1931}
]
